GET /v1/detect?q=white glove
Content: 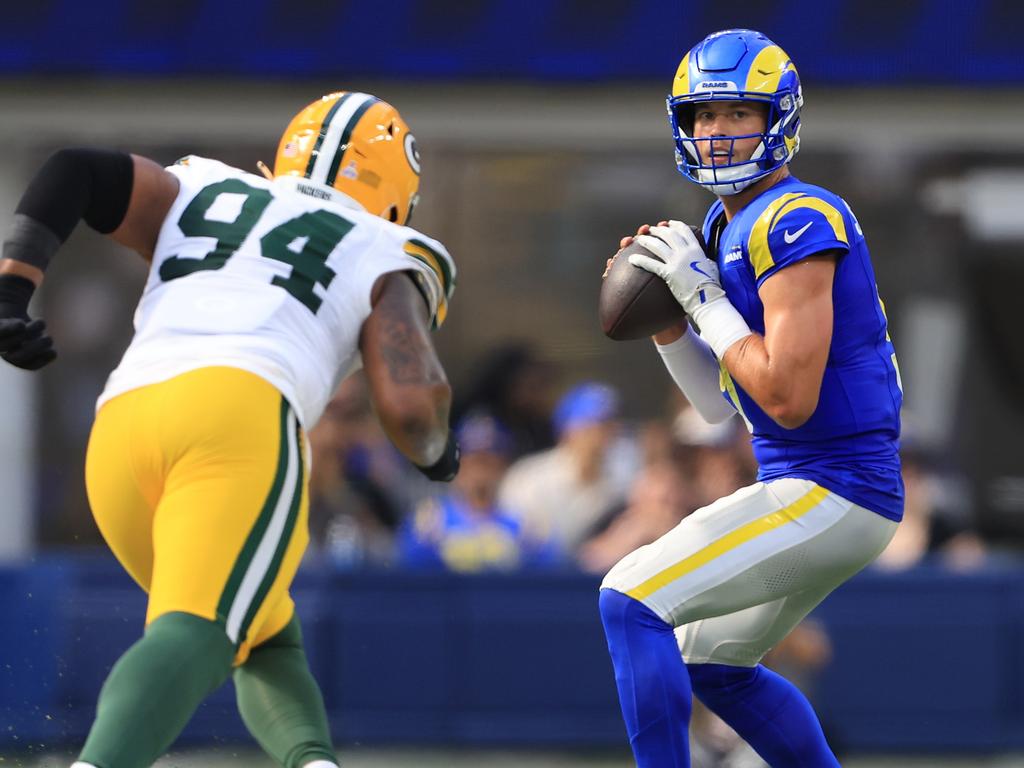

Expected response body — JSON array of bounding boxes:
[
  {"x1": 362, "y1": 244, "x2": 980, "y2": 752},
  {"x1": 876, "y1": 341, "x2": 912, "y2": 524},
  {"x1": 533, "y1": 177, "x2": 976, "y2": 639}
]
[
  {"x1": 629, "y1": 221, "x2": 726, "y2": 317},
  {"x1": 629, "y1": 220, "x2": 752, "y2": 359}
]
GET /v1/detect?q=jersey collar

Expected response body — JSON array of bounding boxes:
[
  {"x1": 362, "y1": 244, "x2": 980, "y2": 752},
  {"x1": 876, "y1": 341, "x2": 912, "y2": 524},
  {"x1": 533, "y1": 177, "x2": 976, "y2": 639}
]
[{"x1": 272, "y1": 176, "x2": 367, "y2": 214}]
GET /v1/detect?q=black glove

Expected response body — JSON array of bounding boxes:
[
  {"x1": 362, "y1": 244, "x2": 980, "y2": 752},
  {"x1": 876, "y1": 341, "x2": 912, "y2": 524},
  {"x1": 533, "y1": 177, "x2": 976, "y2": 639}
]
[
  {"x1": 415, "y1": 430, "x2": 460, "y2": 482},
  {"x1": 0, "y1": 274, "x2": 56, "y2": 370}
]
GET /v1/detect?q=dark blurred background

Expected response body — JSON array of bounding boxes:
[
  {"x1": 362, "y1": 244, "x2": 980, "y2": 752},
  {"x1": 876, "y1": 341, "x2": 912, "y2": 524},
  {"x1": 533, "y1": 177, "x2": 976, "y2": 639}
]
[{"x1": 1, "y1": 1, "x2": 1023, "y2": 764}]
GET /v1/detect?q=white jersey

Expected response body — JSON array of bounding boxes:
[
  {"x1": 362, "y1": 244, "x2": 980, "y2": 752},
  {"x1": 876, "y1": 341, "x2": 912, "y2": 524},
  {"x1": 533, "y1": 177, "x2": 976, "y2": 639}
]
[{"x1": 98, "y1": 156, "x2": 455, "y2": 428}]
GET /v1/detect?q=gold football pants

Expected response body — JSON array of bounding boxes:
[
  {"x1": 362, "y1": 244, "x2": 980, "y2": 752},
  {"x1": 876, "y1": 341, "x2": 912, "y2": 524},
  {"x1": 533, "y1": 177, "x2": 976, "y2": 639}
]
[{"x1": 85, "y1": 366, "x2": 310, "y2": 665}]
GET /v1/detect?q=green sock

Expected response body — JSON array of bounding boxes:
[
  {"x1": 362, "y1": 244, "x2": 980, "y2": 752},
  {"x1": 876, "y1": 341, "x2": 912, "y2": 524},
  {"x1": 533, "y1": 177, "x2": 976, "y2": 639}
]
[
  {"x1": 233, "y1": 614, "x2": 337, "y2": 768},
  {"x1": 78, "y1": 612, "x2": 234, "y2": 768}
]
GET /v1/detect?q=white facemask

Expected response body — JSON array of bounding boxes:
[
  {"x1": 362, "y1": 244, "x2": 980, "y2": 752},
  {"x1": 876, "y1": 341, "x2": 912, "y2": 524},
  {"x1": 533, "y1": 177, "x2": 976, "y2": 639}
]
[{"x1": 694, "y1": 141, "x2": 770, "y2": 196}]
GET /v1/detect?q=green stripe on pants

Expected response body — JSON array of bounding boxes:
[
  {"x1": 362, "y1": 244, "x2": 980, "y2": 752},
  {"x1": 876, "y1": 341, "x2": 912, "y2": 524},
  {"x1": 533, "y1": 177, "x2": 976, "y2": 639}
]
[
  {"x1": 217, "y1": 397, "x2": 290, "y2": 631},
  {"x1": 237, "y1": 419, "x2": 305, "y2": 646}
]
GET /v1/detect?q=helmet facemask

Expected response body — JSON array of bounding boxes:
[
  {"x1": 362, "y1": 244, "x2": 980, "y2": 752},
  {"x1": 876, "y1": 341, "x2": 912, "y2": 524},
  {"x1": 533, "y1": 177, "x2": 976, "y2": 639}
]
[{"x1": 669, "y1": 91, "x2": 801, "y2": 196}]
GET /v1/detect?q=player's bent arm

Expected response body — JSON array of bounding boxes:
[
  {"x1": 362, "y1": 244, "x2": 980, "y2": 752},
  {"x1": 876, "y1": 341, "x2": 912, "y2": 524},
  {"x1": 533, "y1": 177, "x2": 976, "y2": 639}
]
[
  {"x1": 0, "y1": 150, "x2": 178, "y2": 285},
  {"x1": 721, "y1": 254, "x2": 837, "y2": 429},
  {"x1": 361, "y1": 271, "x2": 453, "y2": 469},
  {"x1": 0, "y1": 150, "x2": 178, "y2": 370},
  {"x1": 652, "y1": 320, "x2": 736, "y2": 424},
  {"x1": 108, "y1": 155, "x2": 179, "y2": 260}
]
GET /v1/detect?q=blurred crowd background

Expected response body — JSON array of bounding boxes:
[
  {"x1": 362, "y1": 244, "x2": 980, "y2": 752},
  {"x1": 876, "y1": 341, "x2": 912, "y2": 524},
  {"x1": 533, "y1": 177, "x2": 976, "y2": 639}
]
[
  {"x1": 2, "y1": 0, "x2": 1024, "y2": 764},
  {"x1": 301, "y1": 360, "x2": 990, "y2": 579}
]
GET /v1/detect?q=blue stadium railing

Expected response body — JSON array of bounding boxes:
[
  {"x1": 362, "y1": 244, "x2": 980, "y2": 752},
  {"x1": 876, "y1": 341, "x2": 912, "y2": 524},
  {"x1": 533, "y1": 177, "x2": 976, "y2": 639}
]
[{"x1": 2, "y1": 554, "x2": 1023, "y2": 754}]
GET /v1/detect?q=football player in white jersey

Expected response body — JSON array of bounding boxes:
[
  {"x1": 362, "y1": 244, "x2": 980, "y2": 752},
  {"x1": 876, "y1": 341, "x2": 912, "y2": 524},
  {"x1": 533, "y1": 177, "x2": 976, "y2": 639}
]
[{"x1": 0, "y1": 92, "x2": 458, "y2": 768}]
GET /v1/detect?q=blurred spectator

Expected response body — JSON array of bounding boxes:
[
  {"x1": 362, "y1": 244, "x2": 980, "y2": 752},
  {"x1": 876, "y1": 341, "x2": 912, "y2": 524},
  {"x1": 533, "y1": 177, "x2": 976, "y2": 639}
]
[
  {"x1": 306, "y1": 373, "x2": 410, "y2": 568},
  {"x1": 635, "y1": 418, "x2": 677, "y2": 467},
  {"x1": 672, "y1": 402, "x2": 754, "y2": 509},
  {"x1": 577, "y1": 460, "x2": 691, "y2": 574},
  {"x1": 579, "y1": 398, "x2": 754, "y2": 573},
  {"x1": 765, "y1": 618, "x2": 833, "y2": 681},
  {"x1": 452, "y1": 341, "x2": 558, "y2": 459},
  {"x1": 397, "y1": 414, "x2": 555, "y2": 572},
  {"x1": 875, "y1": 448, "x2": 987, "y2": 572},
  {"x1": 499, "y1": 382, "x2": 635, "y2": 560}
]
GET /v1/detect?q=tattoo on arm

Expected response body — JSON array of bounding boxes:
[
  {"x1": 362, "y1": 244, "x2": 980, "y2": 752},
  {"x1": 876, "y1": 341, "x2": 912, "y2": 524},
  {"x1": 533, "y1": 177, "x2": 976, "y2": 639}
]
[
  {"x1": 378, "y1": 311, "x2": 439, "y2": 385},
  {"x1": 362, "y1": 272, "x2": 451, "y2": 464},
  {"x1": 372, "y1": 280, "x2": 444, "y2": 385},
  {"x1": 372, "y1": 272, "x2": 446, "y2": 387}
]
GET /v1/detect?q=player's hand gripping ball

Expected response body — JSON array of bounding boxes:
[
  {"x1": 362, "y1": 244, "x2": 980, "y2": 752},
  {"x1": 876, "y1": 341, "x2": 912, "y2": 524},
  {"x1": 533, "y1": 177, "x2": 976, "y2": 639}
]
[{"x1": 599, "y1": 223, "x2": 706, "y2": 340}]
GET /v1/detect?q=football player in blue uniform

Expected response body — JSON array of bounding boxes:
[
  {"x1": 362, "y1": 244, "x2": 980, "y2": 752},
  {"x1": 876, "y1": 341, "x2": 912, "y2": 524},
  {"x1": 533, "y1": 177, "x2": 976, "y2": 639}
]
[{"x1": 599, "y1": 30, "x2": 903, "y2": 767}]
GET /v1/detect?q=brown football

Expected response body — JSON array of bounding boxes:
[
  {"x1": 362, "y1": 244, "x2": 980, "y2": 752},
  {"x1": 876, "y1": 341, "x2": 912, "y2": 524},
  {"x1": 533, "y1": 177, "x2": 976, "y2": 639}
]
[{"x1": 599, "y1": 233, "x2": 693, "y2": 341}]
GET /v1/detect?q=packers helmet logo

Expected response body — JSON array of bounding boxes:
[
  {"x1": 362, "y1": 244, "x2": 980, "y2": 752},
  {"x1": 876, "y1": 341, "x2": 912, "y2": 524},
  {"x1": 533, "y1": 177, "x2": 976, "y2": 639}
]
[{"x1": 404, "y1": 132, "x2": 421, "y2": 176}]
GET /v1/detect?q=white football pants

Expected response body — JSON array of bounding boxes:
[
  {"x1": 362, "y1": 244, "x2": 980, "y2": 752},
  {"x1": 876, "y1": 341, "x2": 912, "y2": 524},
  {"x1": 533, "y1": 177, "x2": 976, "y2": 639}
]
[{"x1": 601, "y1": 477, "x2": 897, "y2": 666}]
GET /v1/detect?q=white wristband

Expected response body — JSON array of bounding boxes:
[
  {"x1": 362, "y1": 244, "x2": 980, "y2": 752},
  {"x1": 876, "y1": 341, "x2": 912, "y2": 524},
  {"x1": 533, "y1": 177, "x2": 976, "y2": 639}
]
[
  {"x1": 655, "y1": 325, "x2": 737, "y2": 424},
  {"x1": 690, "y1": 297, "x2": 754, "y2": 359}
]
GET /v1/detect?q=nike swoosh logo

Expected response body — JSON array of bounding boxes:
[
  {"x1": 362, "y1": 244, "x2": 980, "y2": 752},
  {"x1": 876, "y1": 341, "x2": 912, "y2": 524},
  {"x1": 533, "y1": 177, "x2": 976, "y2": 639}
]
[
  {"x1": 783, "y1": 221, "x2": 813, "y2": 243},
  {"x1": 689, "y1": 260, "x2": 714, "y2": 280}
]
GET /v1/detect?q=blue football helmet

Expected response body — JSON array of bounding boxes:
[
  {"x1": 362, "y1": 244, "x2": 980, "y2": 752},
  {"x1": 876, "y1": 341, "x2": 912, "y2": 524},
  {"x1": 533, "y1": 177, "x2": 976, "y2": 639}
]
[{"x1": 667, "y1": 29, "x2": 803, "y2": 195}]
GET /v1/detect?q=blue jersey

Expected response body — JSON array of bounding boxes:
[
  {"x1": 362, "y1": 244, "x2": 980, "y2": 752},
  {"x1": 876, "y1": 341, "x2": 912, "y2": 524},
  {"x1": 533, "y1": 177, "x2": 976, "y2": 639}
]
[
  {"x1": 397, "y1": 494, "x2": 558, "y2": 572},
  {"x1": 702, "y1": 176, "x2": 904, "y2": 521}
]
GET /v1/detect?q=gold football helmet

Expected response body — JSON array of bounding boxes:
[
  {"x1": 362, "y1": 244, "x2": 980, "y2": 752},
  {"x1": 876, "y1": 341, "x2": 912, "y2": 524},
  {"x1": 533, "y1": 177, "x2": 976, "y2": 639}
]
[{"x1": 274, "y1": 92, "x2": 420, "y2": 225}]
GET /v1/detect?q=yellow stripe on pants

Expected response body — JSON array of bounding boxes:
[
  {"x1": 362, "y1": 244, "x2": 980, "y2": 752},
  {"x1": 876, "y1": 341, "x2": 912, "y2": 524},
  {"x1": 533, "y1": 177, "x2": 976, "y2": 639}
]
[{"x1": 626, "y1": 485, "x2": 829, "y2": 602}]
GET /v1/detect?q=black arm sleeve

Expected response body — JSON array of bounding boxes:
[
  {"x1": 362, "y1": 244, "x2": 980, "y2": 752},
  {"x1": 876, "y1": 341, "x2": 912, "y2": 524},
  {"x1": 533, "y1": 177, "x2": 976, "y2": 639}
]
[{"x1": 15, "y1": 148, "x2": 134, "y2": 241}]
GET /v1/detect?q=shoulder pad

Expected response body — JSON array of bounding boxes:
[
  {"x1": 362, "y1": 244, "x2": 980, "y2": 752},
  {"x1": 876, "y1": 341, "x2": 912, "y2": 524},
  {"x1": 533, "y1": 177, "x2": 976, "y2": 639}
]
[
  {"x1": 397, "y1": 230, "x2": 456, "y2": 328},
  {"x1": 747, "y1": 192, "x2": 850, "y2": 279}
]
